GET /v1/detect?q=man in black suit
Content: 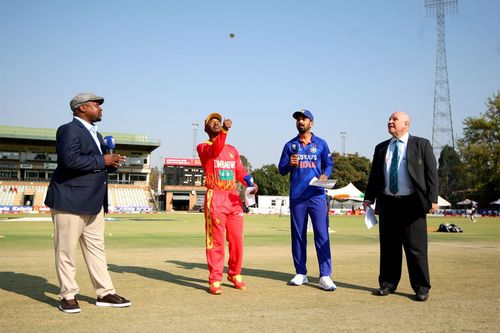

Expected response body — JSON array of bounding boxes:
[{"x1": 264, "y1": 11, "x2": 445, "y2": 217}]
[
  {"x1": 363, "y1": 111, "x2": 438, "y2": 302},
  {"x1": 45, "y1": 93, "x2": 131, "y2": 313}
]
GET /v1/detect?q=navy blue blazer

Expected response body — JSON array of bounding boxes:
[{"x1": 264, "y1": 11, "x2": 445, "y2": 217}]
[
  {"x1": 45, "y1": 119, "x2": 112, "y2": 215},
  {"x1": 364, "y1": 135, "x2": 438, "y2": 215}
]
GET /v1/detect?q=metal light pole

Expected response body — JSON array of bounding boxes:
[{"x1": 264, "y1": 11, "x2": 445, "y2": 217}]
[
  {"x1": 340, "y1": 131, "x2": 347, "y2": 156},
  {"x1": 192, "y1": 123, "x2": 199, "y2": 158}
]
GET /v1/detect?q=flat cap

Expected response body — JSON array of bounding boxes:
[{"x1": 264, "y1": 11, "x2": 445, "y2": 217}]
[{"x1": 70, "y1": 93, "x2": 104, "y2": 111}]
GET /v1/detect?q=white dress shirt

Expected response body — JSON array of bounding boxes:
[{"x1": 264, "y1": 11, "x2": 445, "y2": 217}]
[
  {"x1": 74, "y1": 117, "x2": 103, "y2": 154},
  {"x1": 384, "y1": 132, "x2": 414, "y2": 196}
]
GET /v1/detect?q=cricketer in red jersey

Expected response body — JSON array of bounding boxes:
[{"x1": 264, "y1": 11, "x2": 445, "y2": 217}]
[{"x1": 197, "y1": 112, "x2": 258, "y2": 295}]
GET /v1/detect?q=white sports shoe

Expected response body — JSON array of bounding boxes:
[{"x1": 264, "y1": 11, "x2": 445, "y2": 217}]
[
  {"x1": 288, "y1": 274, "x2": 308, "y2": 286},
  {"x1": 318, "y1": 276, "x2": 337, "y2": 291}
]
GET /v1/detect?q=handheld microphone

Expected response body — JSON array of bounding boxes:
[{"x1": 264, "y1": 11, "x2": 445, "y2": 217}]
[
  {"x1": 291, "y1": 142, "x2": 299, "y2": 168},
  {"x1": 104, "y1": 136, "x2": 115, "y2": 154}
]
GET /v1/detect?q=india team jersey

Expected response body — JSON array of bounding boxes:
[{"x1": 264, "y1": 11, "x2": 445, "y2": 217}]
[
  {"x1": 197, "y1": 131, "x2": 247, "y2": 190},
  {"x1": 278, "y1": 133, "x2": 334, "y2": 199}
]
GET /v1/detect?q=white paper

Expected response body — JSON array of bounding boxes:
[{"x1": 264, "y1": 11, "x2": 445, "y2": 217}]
[
  {"x1": 364, "y1": 206, "x2": 378, "y2": 229},
  {"x1": 245, "y1": 187, "x2": 256, "y2": 206},
  {"x1": 309, "y1": 177, "x2": 337, "y2": 189}
]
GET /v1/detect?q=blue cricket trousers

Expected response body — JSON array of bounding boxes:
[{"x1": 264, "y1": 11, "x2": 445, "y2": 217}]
[{"x1": 290, "y1": 194, "x2": 332, "y2": 277}]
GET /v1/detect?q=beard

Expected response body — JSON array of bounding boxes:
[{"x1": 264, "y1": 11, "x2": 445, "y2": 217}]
[{"x1": 297, "y1": 125, "x2": 307, "y2": 133}]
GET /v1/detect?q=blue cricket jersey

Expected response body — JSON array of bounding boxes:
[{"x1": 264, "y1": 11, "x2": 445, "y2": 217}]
[{"x1": 278, "y1": 133, "x2": 334, "y2": 199}]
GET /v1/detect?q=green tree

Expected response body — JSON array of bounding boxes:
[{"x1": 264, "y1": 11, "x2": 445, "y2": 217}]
[
  {"x1": 457, "y1": 91, "x2": 500, "y2": 203},
  {"x1": 331, "y1": 152, "x2": 371, "y2": 191},
  {"x1": 437, "y1": 145, "x2": 464, "y2": 203},
  {"x1": 238, "y1": 155, "x2": 253, "y2": 200},
  {"x1": 240, "y1": 154, "x2": 252, "y2": 173},
  {"x1": 253, "y1": 164, "x2": 289, "y2": 196},
  {"x1": 149, "y1": 167, "x2": 161, "y2": 192}
]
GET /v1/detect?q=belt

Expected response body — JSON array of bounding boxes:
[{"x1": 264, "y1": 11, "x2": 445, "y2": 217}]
[{"x1": 384, "y1": 193, "x2": 415, "y2": 200}]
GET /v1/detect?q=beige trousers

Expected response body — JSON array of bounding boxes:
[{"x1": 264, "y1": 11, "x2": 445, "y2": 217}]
[{"x1": 51, "y1": 208, "x2": 116, "y2": 300}]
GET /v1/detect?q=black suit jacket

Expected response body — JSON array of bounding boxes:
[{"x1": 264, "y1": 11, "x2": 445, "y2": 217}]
[
  {"x1": 45, "y1": 119, "x2": 112, "y2": 215},
  {"x1": 364, "y1": 135, "x2": 438, "y2": 215}
]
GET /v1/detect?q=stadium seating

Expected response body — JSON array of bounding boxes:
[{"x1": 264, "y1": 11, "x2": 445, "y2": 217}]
[{"x1": 107, "y1": 186, "x2": 154, "y2": 213}]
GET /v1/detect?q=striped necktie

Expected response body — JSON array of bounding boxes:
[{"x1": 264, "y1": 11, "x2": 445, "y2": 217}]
[{"x1": 389, "y1": 140, "x2": 399, "y2": 194}]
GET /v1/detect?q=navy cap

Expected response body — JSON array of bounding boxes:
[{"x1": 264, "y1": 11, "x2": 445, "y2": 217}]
[{"x1": 293, "y1": 109, "x2": 314, "y2": 122}]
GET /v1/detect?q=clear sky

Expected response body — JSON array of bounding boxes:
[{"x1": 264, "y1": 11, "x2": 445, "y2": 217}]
[{"x1": 1, "y1": 0, "x2": 499, "y2": 168}]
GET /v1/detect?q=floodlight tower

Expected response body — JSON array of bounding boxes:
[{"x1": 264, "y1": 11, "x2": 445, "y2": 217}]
[
  {"x1": 425, "y1": 0, "x2": 457, "y2": 160},
  {"x1": 192, "y1": 123, "x2": 199, "y2": 158},
  {"x1": 340, "y1": 131, "x2": 347, "y2": 156}
]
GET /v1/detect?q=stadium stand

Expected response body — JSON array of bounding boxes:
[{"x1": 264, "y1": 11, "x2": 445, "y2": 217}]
[{"x1": 1, "y1": 125, "x2": 159, "y2": 214}]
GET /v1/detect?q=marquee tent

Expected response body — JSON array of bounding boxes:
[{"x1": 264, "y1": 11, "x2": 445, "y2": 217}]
[
  {"x1": 437, "y1": 196, "x2": 451, "y2": 207},
  {"x1": 456, "y1": 199, "x2": 478, "y2": 206},
  {"x1": 326, "y1": 183, "x2": 364, "y2": 202}
]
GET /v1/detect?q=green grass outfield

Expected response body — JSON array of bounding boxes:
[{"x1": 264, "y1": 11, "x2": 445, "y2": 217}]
[{"x1": 1, "y1": 213, "x2": 499, "y2": 332}]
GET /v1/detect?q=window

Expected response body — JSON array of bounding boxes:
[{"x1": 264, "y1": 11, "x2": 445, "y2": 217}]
[
  {"x1": 0, "y1": 170, "x2": 17, "y2": 179},
  {"x1": 109, "y1": 174, "x2": 119, "y2": 183},
  {"x1": 25, "y1": 171, "x2": 45, "y2": 179},
  {"x1": 0, "y1": 152, "x2": 19, "y2": 160},
  {"x1": 130, "y1": 174, "x2": 147, "y2": 182}
]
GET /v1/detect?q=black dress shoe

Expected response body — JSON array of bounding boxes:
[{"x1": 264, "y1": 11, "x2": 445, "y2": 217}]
[
  {"x1": 373, "y1": 287, "x2": 393, "y2": 296},
  {"x1": 415, "y1": 292, "x2": 429, "y2": 302}
]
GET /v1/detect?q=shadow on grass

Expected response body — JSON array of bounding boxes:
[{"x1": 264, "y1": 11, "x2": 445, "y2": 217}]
[
  {"x1": 0, "y1": 271, "x2": 95, "y2": 307},
  {"x1": 0, "y1": 269, "x2": 411, "y2": 304},
  {"x1": 166, "y1": 260, "x2": 375, "y2": 293},
  {"x1": 107, "y1": 263, "x2": 208, "y2": 292}
]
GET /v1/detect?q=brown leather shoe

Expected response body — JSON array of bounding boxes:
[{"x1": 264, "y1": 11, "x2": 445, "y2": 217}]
[
  {"x1": 96, "y1": 294, "x2": 131, "y2": 307},
  {"x1": 59, "y1": 298, "x2": 81, "y2": 313}
]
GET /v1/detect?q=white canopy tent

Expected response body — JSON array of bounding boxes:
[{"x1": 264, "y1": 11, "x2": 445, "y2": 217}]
[
  {"x1": 456, "y1": 199, "x2": 478, "y2": 206},
  {"x1": 326, "y1": 183, "x2": 364, "y2": 202},
  {"x1": 437, "y1": 196, "x2": 451, "y2": 207}
]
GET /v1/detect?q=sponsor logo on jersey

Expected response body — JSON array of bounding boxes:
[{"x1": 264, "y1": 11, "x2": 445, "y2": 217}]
[
  {"x1": 298, "y1": 161, "x2": 317, "y2": 168},
  {"x1": 214, "y1": 160, "x2": 236, "y2": 169}
]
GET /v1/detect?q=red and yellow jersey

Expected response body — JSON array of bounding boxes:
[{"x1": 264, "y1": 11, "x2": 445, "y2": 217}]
[{"x1": 197, "y1": 131, "x2": 248, "y2": 190}]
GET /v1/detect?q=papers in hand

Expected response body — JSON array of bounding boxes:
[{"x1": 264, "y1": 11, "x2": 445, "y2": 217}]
[
  {"x1": 364, "y1": 206, "x2": 378, "y2": 229},
  {"x1": 245, "y1": 187, "x2": 256, "y2": 207},
  {"x1": 309, "y1": 177, "x2": 337, "y2": 189}
]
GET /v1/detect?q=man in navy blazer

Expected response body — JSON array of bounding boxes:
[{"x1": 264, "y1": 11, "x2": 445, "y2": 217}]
[
  {"x1": 45, "y1": 93, "x2": 130, "y2": 313},
  {"x1": 363, "y1": 112, "x2": 438, "y2": 302}
]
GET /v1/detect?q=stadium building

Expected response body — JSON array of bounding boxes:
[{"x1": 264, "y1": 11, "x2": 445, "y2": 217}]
[{"x1": 0, "y1": 125, "x2": 160, "y2": 213}]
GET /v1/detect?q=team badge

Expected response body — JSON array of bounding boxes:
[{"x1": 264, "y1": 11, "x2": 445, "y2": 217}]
[{"x1": 310, "y1": 146, "x2": 317, "y2": 153}]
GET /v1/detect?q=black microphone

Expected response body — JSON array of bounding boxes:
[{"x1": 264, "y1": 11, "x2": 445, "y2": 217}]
[
  {"x1": 291, "y1": 142, "x2": 299, "y2": 168},
  {"x1": 104, "y1": 136, "x2": 115, "y2": 154}
]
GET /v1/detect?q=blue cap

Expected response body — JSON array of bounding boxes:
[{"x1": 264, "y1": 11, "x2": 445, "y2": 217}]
[{"x1": 293, "y1": 109, "x2": 314, "y2": 122}]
